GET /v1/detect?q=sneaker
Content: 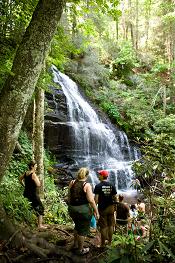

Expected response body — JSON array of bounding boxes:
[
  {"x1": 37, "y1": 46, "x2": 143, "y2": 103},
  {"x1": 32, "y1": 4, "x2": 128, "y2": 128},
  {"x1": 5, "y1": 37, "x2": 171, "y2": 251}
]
[
  {"x1": 90, "y1": 227, "x2": 97, "y2": 233},
  {"x1": 77, "y1": 247, "x2": 90, "y2": 255}
]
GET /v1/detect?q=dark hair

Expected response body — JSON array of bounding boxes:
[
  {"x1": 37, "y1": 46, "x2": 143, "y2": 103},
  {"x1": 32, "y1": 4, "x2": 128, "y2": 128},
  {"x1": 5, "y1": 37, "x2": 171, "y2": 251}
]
[
  {"x1": 131, "y1": 204, "x2": 136, "y2": 210},
  {"x1": 28, "y1": 160, "x2": 36, "y2": 169},
  {"x1": 137, "y1": 198, "x2": 141, "y2": 203},
  {"x1": 119, "y1": 194, "x2": 124, "y2": 201}
]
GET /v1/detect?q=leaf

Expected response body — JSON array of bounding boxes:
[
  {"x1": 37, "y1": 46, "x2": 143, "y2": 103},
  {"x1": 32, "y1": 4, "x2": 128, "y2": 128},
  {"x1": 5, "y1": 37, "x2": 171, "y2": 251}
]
[
  {"x1": 158, "y1": 240, "x2": 175, "y2": 260},
  {"x1": 142, "y1": 240, "x2": 155, "y2": 253},
  {"x1": 120, "y1": 255, "x2": 130, "y2": 263}
]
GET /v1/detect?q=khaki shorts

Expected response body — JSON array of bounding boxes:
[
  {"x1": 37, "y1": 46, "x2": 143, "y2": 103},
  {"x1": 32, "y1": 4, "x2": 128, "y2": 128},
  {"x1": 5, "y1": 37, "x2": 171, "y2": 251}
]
[{"x1": 98, "y1": 205, "x2": 115, "y2": 229}]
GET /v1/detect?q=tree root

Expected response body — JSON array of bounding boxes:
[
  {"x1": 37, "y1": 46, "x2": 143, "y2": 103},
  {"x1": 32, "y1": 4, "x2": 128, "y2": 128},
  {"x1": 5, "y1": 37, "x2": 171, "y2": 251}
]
[
  {"x1": 4, "y1": 230, "x2": 21, "y2": 248},
  {"x1": 54, "y1": 227, "x2": 72, "y2": 237}
]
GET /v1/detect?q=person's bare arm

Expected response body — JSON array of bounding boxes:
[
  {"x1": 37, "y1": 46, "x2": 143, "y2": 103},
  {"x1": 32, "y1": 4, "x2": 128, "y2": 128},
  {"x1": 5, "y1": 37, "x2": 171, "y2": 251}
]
[
  {"x1": 113, "y1": 194, "x2": 118, "y2": 203},
  {"x1": 94, "y1": 194, "x2": 99, "y2": 204},
  {"x1": 67, "y1": 180, "x2": 75, "y2": 204},
  {"x1": 32, "y1": 173, "x2": 41, "y2": 187},
  {"x1": 138, "y1": 203, "x2": 145, "y2": 213},
  {"x1": 85, "y1": 184, "x2": 99, "y2": 219},
  {"x1": 19, "y1": 174, "x2": 25, "y2": 186},
  {"x1": 141, "y1": 203, "x2": 145, "y2": 213}
]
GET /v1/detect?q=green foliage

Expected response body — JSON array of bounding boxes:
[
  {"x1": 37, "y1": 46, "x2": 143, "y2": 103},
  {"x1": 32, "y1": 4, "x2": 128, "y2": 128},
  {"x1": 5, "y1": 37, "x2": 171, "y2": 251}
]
[
  {"x1": 78, "y1": 19, "x2": 99, "y2": 38},
  {"x1": 0, "y1": 175, "x2": 35, "y2": 225},
  {"x1": 0, "y1": 43, "x2": 15, "y2": 92},
  {"x1": 1, "y1": 0, "x2": 37, "y2": 40},
  {"x1": 138, "y1": 182, "x2": 175, "y2": 262},
  {"x1": 48, "y1": 26, "x2": 84, "y2": 71},
  {"x1": 93, "y1": 78, "x2": 154, "y2": 137},
  {"x1": 66, "y1": 47, "x2": 110, "y2": 93},
  {"x1": 111, "y1": 42, "x2": 139, "y2": 80},
  {"x1": 44, "y1": 176, "x2": 70, "y2": 225},
  {"x1": 114, "y1": 42, "x2": 138, "y2": 68},
  {"x1": 151, "y1": 62, "x2": 169, "y2": 74},
  {"x1": 0, "y1": 131, "x2": 34, "y2": 224},
  {"x1": 133, "y1": 132, "x2": 175, "y2": 183},
  {"x1": 37, "y1": 69, "x2": 52, "y2": 91},
  {"x1": 100, "y1": 101, "x2": 121, "y2": 122},
  {"x1": 95, "y1": 0, "x2": 121, "y2": 21},
  {"x1": 153, "y1": 115, "x2": 175, "y2": 134},
  {"x1": 0, "y1": 0, "x2": 38, "y2": 92},
  {"x1": 101, "y1": 234, "x2": 146, "y2": 263},
  {"x1": 17, "y1": 131, "x2": 33, "y2": 160}
]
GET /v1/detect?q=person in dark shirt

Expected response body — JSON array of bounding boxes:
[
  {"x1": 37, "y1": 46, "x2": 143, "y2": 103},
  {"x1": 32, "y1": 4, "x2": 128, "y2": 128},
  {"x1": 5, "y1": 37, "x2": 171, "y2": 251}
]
[
  {"x1": 94, "y1": 170, "x2": 117, "y2": 247},
  {"x1": 19, "y1": 160, "x2": 46, "y2": 229},
  {"x1": 68, "y1": 167, "x2": 99, "y2": 255},
  {"x1": 115, "y1": 195, "x2": 129, "y2": 234}
]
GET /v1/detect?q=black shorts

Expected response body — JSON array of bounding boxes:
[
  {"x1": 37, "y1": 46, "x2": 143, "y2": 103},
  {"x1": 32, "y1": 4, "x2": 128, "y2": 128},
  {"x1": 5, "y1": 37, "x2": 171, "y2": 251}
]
[{"x1": 24, "y1": 193, "x2": 44, "y2": 216}]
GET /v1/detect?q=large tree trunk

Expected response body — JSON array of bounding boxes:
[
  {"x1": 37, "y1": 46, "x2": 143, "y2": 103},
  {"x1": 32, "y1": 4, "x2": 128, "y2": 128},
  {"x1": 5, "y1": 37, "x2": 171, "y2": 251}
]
[{"x1": 0, "y1": 0, "x2": 66, "y2": 183}]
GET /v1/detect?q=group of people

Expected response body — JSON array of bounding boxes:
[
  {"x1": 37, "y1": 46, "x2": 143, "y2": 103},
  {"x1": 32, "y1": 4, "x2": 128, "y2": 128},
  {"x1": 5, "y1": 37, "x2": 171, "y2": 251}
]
[
  {"x1": 115, "y1": 195, "x2": 148, "y2": 239},
  {"x1": 19, "y1": 162, "x2": 147, "y2": 256},
  {"x1": 67, "y1": 167, "x2": 148, "y2": 255},
  {"x1": 128, "y1": 199, "x2": 148, "y2": 239}
]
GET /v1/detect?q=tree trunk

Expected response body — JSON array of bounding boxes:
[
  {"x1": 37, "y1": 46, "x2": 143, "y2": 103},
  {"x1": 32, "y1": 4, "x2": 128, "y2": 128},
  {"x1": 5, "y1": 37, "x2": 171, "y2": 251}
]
[
  {"x1": 135, "y1": 0, "x2": 139, "y2": 50},
  {"x1": 121, "y1": 0, "x2": 127, "y2": 40},
  {"x1": 116, "y1": 19, "x2": 119, "y2": 40},
  {"x1": 128, "y1": 0, "x2": 135, "y2": 47},
  {"x1": 144, "y1": 0, "x2": 152, "y2": 50},
  {"x1": 163, "y1": 85, "x2": 166, "y2": 116},
  {"x1": 0, "y1": 0, "x2": 66, "y2": 183},
  {"x1": 70, "y1": 3, "x2": 77, "y2": 39},
  {"x1": 33, "y1": 87, "x2": 45, "y2": 195}
]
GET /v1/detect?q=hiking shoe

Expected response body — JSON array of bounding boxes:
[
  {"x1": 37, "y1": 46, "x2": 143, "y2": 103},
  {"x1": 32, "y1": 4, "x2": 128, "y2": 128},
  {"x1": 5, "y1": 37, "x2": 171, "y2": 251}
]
[{"x1": 77, "y1": 247, "x2": 90, "y2": 255}]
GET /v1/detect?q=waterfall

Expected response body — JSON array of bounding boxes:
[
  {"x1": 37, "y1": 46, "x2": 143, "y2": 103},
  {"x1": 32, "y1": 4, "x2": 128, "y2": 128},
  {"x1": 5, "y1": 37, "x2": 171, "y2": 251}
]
[{"x1": 46, "y1": 65, "x2": 140, "y2": 191}]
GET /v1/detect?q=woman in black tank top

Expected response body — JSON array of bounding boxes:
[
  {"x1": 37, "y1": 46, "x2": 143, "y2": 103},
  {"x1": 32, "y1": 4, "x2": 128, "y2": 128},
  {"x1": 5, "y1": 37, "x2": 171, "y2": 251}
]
[
  {"x1": 19, "y1": 160, "x2": 45, "y2": 229},
  {"x1": 68, "y1": 167, "x2": 99, "y2": 255}
]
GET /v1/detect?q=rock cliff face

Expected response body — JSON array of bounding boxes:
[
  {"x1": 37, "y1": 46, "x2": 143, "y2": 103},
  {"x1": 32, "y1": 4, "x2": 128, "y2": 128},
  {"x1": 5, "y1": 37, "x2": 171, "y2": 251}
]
[
  {"x1": 45, "y1": 86, "x2": 68, "y2": 122},
  {"x1": 44, "y1": 86, "x2": 76, "y2": 164}
]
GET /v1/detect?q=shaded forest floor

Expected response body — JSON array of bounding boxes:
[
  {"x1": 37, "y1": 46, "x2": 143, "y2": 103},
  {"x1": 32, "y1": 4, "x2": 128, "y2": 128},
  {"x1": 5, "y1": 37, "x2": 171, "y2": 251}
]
[{"x1": 0, "y1": 224, "x2": 107, "y2": 263}]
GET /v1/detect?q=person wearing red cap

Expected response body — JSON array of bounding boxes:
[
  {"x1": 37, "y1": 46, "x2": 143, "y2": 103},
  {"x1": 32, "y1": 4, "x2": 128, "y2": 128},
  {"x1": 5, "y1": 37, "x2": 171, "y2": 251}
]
[{"x1": 94, "y1": 170, "x2": 117, "y2": 248}]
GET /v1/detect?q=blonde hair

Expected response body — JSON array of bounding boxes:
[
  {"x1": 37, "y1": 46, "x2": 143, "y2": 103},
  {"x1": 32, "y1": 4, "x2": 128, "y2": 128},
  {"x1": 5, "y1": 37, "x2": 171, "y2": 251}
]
[{"x1": 77, "y1": 167, "x2": 89, "y2": 180}]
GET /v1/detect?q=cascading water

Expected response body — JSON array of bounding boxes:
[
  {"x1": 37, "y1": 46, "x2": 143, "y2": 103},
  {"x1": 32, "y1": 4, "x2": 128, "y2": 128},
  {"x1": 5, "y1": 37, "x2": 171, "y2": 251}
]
[{"x1": 45, "y1": 65, "x2": 140, "y2": 192}]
